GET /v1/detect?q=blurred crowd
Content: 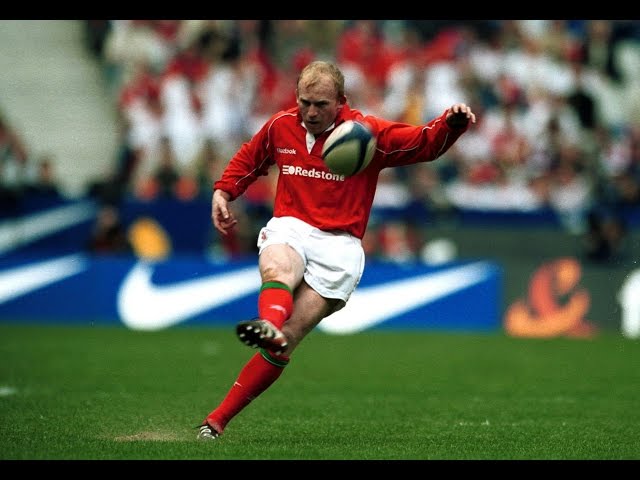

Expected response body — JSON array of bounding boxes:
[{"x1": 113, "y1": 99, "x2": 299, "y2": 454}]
[
  {"x1": 0, "y1": 114, "x2": 64, "y2": 210},
  {"x1": 3, "y1": 20, "x2": 640, "y2": 263}
]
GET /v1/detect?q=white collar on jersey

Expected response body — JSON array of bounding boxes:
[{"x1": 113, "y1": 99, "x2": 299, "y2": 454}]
[{"x1": 301, "y1": 120, "x2": 336, "y2": 154}]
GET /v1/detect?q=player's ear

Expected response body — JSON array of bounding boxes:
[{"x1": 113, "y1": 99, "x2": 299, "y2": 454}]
[{"x1": 338, "y1": 94, "x2": 347, "y2": 105}]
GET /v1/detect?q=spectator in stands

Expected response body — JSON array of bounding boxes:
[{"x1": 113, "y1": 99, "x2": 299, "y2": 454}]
[
  {"x1": 25, "y1": 153, "x2": 64, "y2": 200},
  {"x1": 152, "y1": 136, "x2": 182, "y2": 197},
  {"x1": 548, "y1": 150, "x2": 593, "y2": 233},
  {"x1": 0, "y1": 114, "x2": 36, "y2": 216},
  {"x1": 86, "y1": 204, "x2": 132, "y2": 255},
  {"x1": 136, "y1": 136, "x2": 181, "y2": 199},
  {"x1": 584, "y1": 205, "x2": 627, "y2": 262}
]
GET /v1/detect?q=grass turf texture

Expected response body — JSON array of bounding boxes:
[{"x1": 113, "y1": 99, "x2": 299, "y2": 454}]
[{"x1": 0, "y1": 324, "x2": 638, "y2": 460}]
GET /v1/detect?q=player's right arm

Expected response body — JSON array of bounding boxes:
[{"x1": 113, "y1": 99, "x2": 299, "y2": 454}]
[
  {"x1": 211, "y1": 115, "x2": 279, "y2": 235},
  {"x1": 211, "y1": 188, "x2": 237, "y2": 235},
  {"x1": 213, "y1": 117, "x2": 276, "y2": 201}
]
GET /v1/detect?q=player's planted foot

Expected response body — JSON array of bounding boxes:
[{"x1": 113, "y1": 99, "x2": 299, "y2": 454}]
[
  {"x1": 236, "y1": 319, "x2": 288, "y2": 355},
  {"x1": 197, "y1": 421, "x2": 221, "y2": 440}
]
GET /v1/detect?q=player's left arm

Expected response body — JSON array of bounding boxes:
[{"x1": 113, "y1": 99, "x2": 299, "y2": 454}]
[
  {"x1": 368, "y1": 104, "x2": 477, "y2": 167},
  {"x1": 445, "y1": 103, "x2": 476, "y2": 129}
]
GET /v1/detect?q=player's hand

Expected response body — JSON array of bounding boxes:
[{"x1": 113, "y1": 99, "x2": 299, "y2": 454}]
[
  {"x1": 212, "y1": 189, "x2": 237, "y2": 235},
  {"x1": 446, "y1": 103, "x2": 476, "y2": 129}
]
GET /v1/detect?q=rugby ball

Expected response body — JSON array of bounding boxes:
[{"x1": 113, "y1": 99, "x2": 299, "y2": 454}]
[{"x1": 322, "y1": 120, "x2": 376, "y2": 176}]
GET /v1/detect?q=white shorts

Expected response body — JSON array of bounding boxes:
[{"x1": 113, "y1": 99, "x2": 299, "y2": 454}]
[{"x1": 257, "y1": 216, "x2": 365, "y2": 304}]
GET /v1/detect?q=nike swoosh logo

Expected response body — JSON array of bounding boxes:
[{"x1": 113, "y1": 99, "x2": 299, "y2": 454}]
[
  {"x1": 0, "y1": 201, "x2": 96, "y2": 255},
  {"x1": 0, "y1": 254, "x2": 87, "y2": 303},
  {"x1": 117, "y1": 262, "x2": 261, "y2": 330},
  {"x1": 318, "y1": 262, "x2": 495, "y2": 334}
]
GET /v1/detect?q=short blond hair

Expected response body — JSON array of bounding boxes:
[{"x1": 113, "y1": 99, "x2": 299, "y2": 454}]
[{"x1": 296, "y1": 60, "x2": 345, "y2": 99}]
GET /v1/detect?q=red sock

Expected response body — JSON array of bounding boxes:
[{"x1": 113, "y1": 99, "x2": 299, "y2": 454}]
[
  {"x1": 258, "y1": 281, "x2": 293, "y2": 330},
  {"x1": 205, "y1": 350, "x2": 289, "y2": 433}
]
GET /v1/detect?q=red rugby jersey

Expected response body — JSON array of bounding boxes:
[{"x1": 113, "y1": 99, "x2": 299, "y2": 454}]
[{"x1": 213, "y1": 104, "x2": 468, "y2": 239}]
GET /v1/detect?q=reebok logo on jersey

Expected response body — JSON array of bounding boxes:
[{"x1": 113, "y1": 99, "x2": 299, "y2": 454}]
[
  {"x1": 281, "y1": 165, "x2": 345, "y2": 181},
  {"x1": 277, "y1": 147, "x2": 297, "y2": 155}
]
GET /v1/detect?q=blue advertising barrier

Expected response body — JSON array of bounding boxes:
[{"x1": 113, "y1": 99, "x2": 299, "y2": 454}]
[
  {"x1": 0, "y1": 254, "x2": 502, "y2": 333},
  {"x1": 3, "y1": 196, "x2": 637, "y2": 336}
]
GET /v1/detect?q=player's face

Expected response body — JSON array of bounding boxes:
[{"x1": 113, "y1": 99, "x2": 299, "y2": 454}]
[{"x1": 296, "y1": 75, "x2": 343, "y2": 136}]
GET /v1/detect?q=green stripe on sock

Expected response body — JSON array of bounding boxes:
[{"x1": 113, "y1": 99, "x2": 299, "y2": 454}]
[
  {"x1": 260, "y1": 281, "x2": 292, "y2": 293},
  {"x1": 260, "y1": 348, "x2": 289, "y2": 367}
]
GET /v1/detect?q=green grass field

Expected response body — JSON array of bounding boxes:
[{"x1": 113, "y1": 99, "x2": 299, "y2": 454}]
[{"x1": 0, "y1": 323, "x2": 638, "y2": 460}]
